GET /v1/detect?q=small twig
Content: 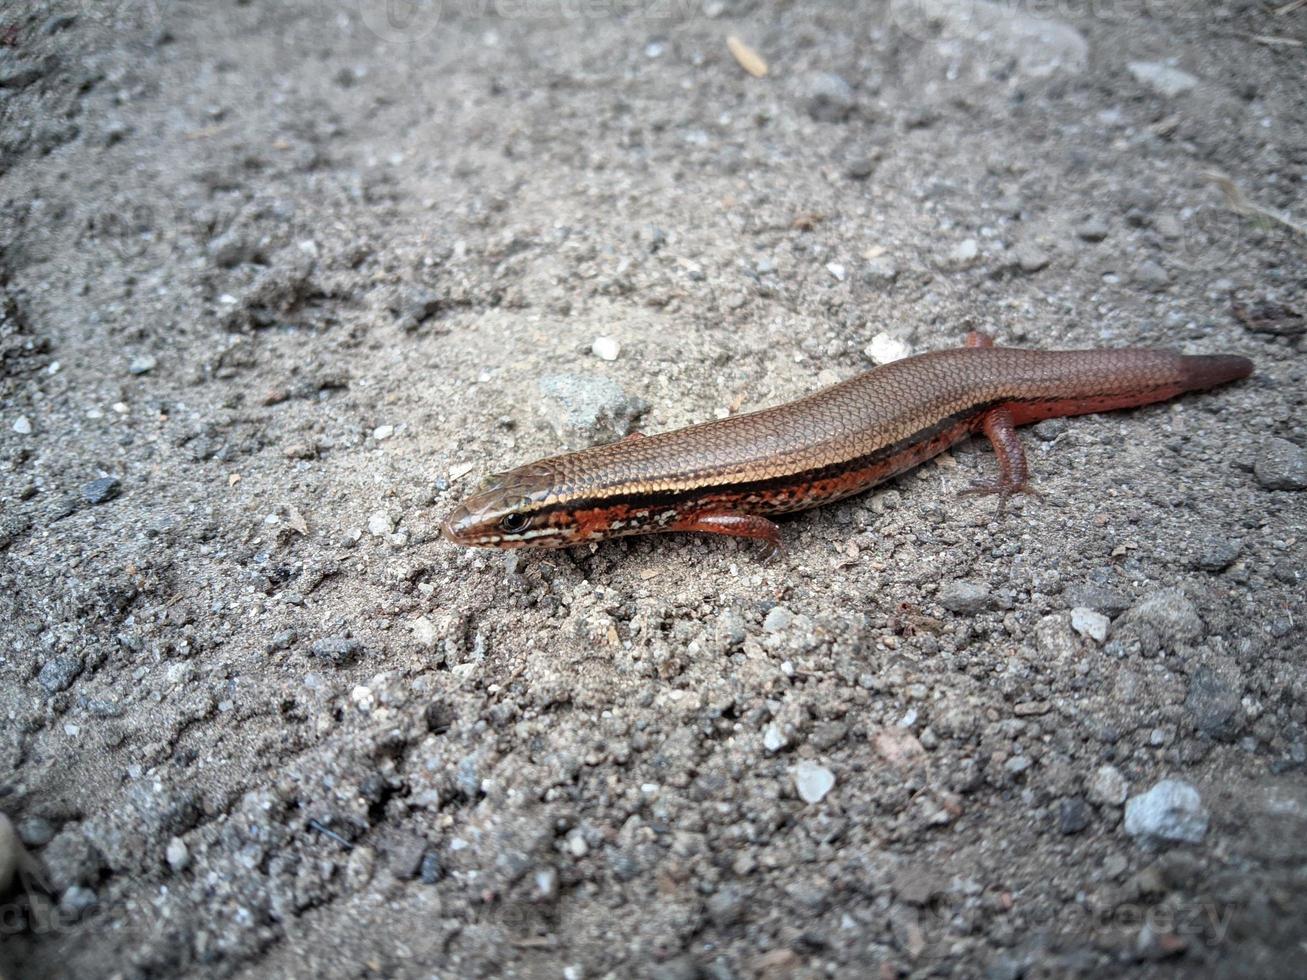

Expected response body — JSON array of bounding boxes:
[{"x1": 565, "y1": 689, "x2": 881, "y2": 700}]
[
  {"x1": 1274, "y1": 0, "x2": 1306, "y2": 15},
  {"x1": 1201, "y1": 171, "x2": 1307, "y2": 239},
  {"x1": 307, "y1": 819, "x2": 354, "y2": 850}
]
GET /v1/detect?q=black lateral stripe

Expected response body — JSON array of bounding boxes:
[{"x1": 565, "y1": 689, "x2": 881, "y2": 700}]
[{"x1": 530, "y1": 401, "x2": 1003, "y2": 519}]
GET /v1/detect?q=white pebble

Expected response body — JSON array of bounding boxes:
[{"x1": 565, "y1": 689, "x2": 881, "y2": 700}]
[
  {"x1": 865, "y1": 332, "x2": 912, "y2": 365},
  {"x1": 826, "y1": 262, "x2": 846, "y2": 282},
  {"x1": 12, "y1": 416, "x2": 31, "y2": 435},
  {"x1": 165, "y1": 836, "x2": 190, "y2": 871},
  {"x1": 372, "y1": 424, "x2": 395, "y2": 441},
  {"x1": 591, "y1": 336, "x2": 621, "y2": 361},
  {"x1": 952, "y1": 239, "x2": 979, "y2": 264},
  {"x1": 1070, "y1": 607, "x2": 1110, "y2": 643},
  {"x1": 794, "y1": 760, "x2": 836, "y2": 804},
  {"x1": 763, "y1": 723, "x2": 786, "y2": 753},
  {"x1": 367, "y1": 511, "x2": 396, "y2": 536}
]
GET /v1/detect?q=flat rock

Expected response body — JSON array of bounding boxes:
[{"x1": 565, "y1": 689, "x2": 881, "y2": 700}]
[
  {"x1": 1124, "y1": 779, "x2": 1209, "y2": 846},
  {"x1": 1254, "y1": 438, "x2": 1307, "y2": 491},
  {"x1": 893, "y1": 0, "x2": 1088, "y2": 77},
  {"x1": 537, "y1": 375, "x2": 648, "y2": 447},
  {"x1": 938, "y1": 580, "x2": 993, "y2": 614},
  {"x1": 1128, "y1": 61, "x2": 1199, "y2": 98},
  {"x1": 804, "y1": 72, "x2": 855, "y2": 122}
]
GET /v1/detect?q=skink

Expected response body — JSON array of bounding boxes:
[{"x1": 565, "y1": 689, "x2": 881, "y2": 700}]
[{"x1": 441, "y1": 332, "x2": 1252, "y2": 555}]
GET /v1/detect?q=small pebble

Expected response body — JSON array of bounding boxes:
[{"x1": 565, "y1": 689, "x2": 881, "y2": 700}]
[
  {"x1": 1124, "y1": 779, "x2": 1209, "y2": 846},
  {"x1": 82, "y1": 477, "x2": 122, "y2": 506},
  {"x1": 38, "y1": 655, "x2": 82, "y2": 694},
  {"x1": 794, "y1": 760, "x2": 836, "y2": 804},
  {"x1": 1128, "y1": 61, "x2": 1199, "y2": 98},
  {"x1": 165, "y1": 836, "x2": 190, "y2": 871},
  {"x1": 1089, "y1": 764, "x2": 1129, "y2": 807},
  {"x1": 16, "y1": 816, "x2": 56, "y2": 848},
  {"x1": 1070, "y1": 607, "x2": 1110, "y2": 643},
  {"x1": 951, "y1": 239, "x2": 979, "y2": 265},
  {"x1": 1013, "y1": 242, "x2": 1050, "y2": 274},
  {"x1": 805, "y1": 71, "x2": 855, "y2": 122},
  {"x1": 534, "y1": 866, "x2": 559, "y2": 901},
  {"x1": 937, "y1": 580, "x2": 992, "y2": 614},
  {"x1": 1058, "y1": 798, "x2": 1092, "y2": 835},
  {"x1": 862, "y1": 255, "x2": 899, "y2": 285},
  {"x1": 12, "y1": 416, "x2": 32, "y2": 435},
  {"x1": 1194, "y1": 537, "x2": 1242, "y2": 572},
  {"x1": 419, "y1": 852, "x2": 442, "y2": 884},
  {"x1": 591, "y1": 336, "x2": 621, "y2": 361},
  {"x1": 367, "y1": 511, "x2": 396, "y2": 536},
  {"x1": 763, "y1": 606, "x2": 793, "y2": 633},
  {"x1": 1075, "y1": 217, "x2": 1109, "y2": 242},
  {"x1": 1254, "y1": 437, "x2": 1307, "y2": 491},
  {"x1": 865, "y1": 332, "x2": 912, "y2": 365},
  {"x1": 372, "y1": 424, "x2": 394, "y2": 441},
  {"x1": 310, "y1": 636, "x2": 362, "y2": 666},
  {"x1": 1133, "y1": 259, "x2": 1170, "y2": 290},
  {"x1": 845, "y1": 156, "x2": 876, "y2": 180},
  {"x1": 128, "y1": 355, "x2": 157, "y2": 375},
  {"x1": 59, "y1": 885, "x2": 98, "y2": 917}
]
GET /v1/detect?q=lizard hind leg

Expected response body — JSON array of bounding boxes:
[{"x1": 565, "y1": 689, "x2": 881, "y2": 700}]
[{"x1": 960, "y1": 405, "x2": 1042, "y2": 515}]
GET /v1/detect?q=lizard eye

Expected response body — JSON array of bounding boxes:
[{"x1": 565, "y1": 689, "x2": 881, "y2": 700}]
[{"x1": 499, "y1": 512, "x2": 530, "y2": 534}]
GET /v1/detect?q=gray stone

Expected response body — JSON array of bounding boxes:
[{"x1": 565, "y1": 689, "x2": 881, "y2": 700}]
[
  {"x1": 1012, "y1": 242, "x2": 1050, "y2": 274},
  {"x1": 1075, "y1": 217, "x2": 1109, "y2": 242},
  {"x1": 207, "y1": 229, "x2": 259, "y2": 268},
  {"x1": 1119, "y1": 589, "x2": 1205, "y2": 648},
  {"x1": 1254, "y1": 438, "x2": 1307, "y2": 491},
  {"x1": 1064, "y1": 583, "x2": 1130, "y2": 617},
  {"x1": 59, "y1": 885, "x2": 98, "y2": 917},
  {"x1": 310, "y1": 636, "x2": 362, "y2": 666},
  {"x1": 1184, "y1": 666, "x2": 1241, "y2": 741},
  {"x1": 1058, "y1": 797, "x2": 1092, "y2": 835},
  {"x1": 1032, "y1": 418, "x2": 1068, "y2": 441},
  {"x1": 892, "y1": 0, "x2": 1087, "y2": 78},
  {"x1": 1133, "y1": 259, "x2": 1170, "y2": 289},
  {"x1": 804, "y1": 72, "x2": 855, "y2": 122},
  {"x1": 763, "y1": 606, "x2": 793, "y2": 633},
  {"x1": 707, "y1": 885, "x2": 746, "y2": 926},
  {"x1": 938, "y1": 580, "x2": 993, "y2": 614},
  {"x1": 82, "y1": 477, "x2": 122, "y2": 506},
  {"x1": 1194, "y1": 536, "x2": 1242, "y2": 572},
  {"x1": 1124, "y1": 779, "x2": 1209, "y2": 846},
  {"x1": 1089, "y1": 764, "x2": 1128, "y2": 807},
  {"x1": 38, "y1": 654, "x2": 83, "y2": 694},
  {"x1": 1128, "y1": 61, "x2": 1199, "y2": 98},
  {"x1": 537, "y1": 375, "x2": 648, "y2": 446},
  {"x1": 846, "y1": 155, "x2": 877, "y2": 180},
  {"x1": 1070, "y1": 607, "x2": 1110, "y2": 644},
  {"x1": 16, "y1": 816, "x2": 56, "y2": 848},
  {"x1": 419, "y1": 852, "x2": 442, "y2": 883},
  {"x1": 128, "y1": 354, "x2": 157, "y2": 375},
  {"x1": 863, "y1": 255, "x2": 900, "y2": 285}
]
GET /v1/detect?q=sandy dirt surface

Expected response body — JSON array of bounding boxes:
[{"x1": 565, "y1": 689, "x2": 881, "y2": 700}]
[{"x1": 2, "y1": 0, "x2": 1306, "y2": 977}]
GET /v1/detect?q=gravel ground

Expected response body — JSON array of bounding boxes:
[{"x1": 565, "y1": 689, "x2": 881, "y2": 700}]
[{"x1": 2, "y1": 1, "x2": 1305, "y2": 978}]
